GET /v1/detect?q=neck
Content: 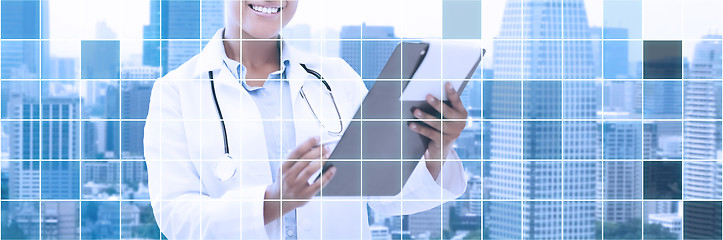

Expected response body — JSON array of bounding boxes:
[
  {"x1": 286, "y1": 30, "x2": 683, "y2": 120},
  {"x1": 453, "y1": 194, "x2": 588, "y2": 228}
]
[{"x1": 222, "y1": 28, "x2": 280, "y2": 69}]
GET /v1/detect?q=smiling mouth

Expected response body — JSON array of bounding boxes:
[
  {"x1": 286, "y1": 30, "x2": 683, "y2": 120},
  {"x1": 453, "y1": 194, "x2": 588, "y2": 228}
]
[{"x1": 248, "y1": 4, "x2": 282, "y2": 14}]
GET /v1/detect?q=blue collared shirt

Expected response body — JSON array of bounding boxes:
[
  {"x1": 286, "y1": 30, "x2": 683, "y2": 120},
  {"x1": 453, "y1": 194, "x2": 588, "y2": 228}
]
[
  {"x1": 221, "y1": 54, "x2": 295, "y2": 163},
  {"x1": 221, "y1": 51, "x2": 298, "y2": 239}
]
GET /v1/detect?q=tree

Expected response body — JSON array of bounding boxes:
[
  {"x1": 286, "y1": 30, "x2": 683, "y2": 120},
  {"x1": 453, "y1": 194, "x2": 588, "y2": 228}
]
[
  {"x1": 596, "y1": 219, "x2": 677, "y2": 240},
  {"x1": 2, "y1": 221, "x2": 28, "y2": 239}
]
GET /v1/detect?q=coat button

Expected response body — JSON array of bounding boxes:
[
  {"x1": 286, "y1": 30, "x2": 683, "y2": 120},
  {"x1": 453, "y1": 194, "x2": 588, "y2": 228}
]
[{"x1": 286, "y1": 228, "x2": 295, "y2": 237}]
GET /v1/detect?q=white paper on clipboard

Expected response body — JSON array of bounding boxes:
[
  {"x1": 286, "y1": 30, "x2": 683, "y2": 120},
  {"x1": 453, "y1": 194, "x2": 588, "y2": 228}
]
[{"x1": 399, "y1": 40, "x2": 483, "y2": 101}]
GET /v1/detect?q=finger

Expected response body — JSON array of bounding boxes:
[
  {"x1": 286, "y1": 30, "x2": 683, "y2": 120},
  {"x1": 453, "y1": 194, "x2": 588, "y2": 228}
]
[
  {"x1": 299, "y1": 146, "x2": 324, "y2": 160},
  {"x1": 425, "y1": 94, "x2": 463, "y2": 119},
  {"x1": 441, "y1": 119, "x2": 468, "y2": 135},
  {"x1": 320, "y1": 144, "x2": 331, "y2": 159},
  {"x1": 413, "y1": 109, "x2": 442, "y2": 131},
  {"x1": 409, "y1": 123, "x2": 442, "y2": 143},
  {"x1": 445, "y1": 82, "x2": 466, "y2": 113},
  {"x1": 287, "y1": 137, "x2": 320, "y2": 160},
  {"x1": 281, "y1": 160, "x2": 296, "y2": 174},
  {"x1": 303, "y1": 166, "x2": 337, "y2": 197},
  {"x1": 285, "y1": 160, "x2": 311, "y2": 180},
  {"x1": 297, "y1": 160, "x2": 323, "y2": 183}
]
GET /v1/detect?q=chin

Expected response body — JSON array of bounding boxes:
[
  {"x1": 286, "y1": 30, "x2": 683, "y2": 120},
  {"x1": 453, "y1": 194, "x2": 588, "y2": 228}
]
[{"x1": 244, "y1": 29, "x2": 281, "y2": 39}]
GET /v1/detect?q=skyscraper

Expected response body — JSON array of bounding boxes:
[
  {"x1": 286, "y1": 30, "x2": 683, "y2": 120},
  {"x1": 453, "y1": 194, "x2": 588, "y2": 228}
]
[
  {"x1": 599, "y1": 122, "x2": 644, "y2": 223},
  {"x1": 339, "y1": 24, "x2": 398, "y2": 89},
  {"x1": 7, "y1": 95, "x2": 80, "y2": 160},
  {"x1": 143, "y1": 0, "x2": 161, "y2": 67},
  {"x1": 121, "y1": 79, "x2": 155, "y2": 158},
  {"x1": 7, "y1": 94, "x2": 80, "y2": 199},
  {"x1": 682, "y1": 36, "x2": 723, "y2": 239},
  {"x1": 41, "y1": 161, "x2": 80, "y2": 199},
  {"x1": 683, "y1": 36, "x2": 722, "y2": 200},
  {"x1": 143, "y1": 1, "x2": 224, "y2": 75},
  {"x1": 0, "y1": 0, "x2": 48, "y2": 79},
  {"x1": 202, "y1": 0, "x2": 225, "y2": 39},
  {"x1": 487, "y1": 0, "x2": 598, "y2": 238}
]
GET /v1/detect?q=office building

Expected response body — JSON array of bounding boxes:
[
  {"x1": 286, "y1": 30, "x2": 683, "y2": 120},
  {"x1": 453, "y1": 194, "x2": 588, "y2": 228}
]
[
  {"x1": 82, "y1": 161, "x2": 119, "y2": 185},
  {"x1": 648, "y1": 214, "x2": 682, "y2": 239},
  {"x1": 6, "y1": 161, "x2": 40, "y2": 199},
  {"x1": 144, "y1": 1, "x2": 224, "y2": 74},
  {"x1": 683, "y1": 37, "x2": 723, "y2": 200},
  {"x1": 6, "y1": 94, "x2": 80, "y2": 199},
  {"x1": 599, "y1": 122, "x2": 644, "y2": 223},
  {"x1": 339, "y1": 24, "x2": 398, "y2": 88},
  {"x1": 122, "y1": 161, "x2": 149, "y2": 193},
  {"x1": 120, "y1": 204, "x2": 143, "y2": 238},
  {"x1": 487, "y1": 0, "x2": 598, "y2": 238},
  {"x1": 370, "y1": 225, "x2": 391, "y2": 240},
  {"x1": 590, "y1": 27, "x2": 630, "y2": 79},
  {"x1": 143, "y1": 0, "x2": 161, "y2": 67},
  {"x1": 105, "y1": 84, "x2": 121, "y2": 158},
  {"x1": 202, "y1": 0, "x2": 225, "y2": 39},
  {"x1": 0, "y1": 0, "x2": 48, "y2": 79},
  {"x1": 407, "y1": 204, "x2": 450, "y2": 238},
  {"x1": 81, "y1": 41, "x2": 121, "y2": 79},
  {"x1": 41, "y1": 201, "x2": 80, "y2": 239},
  {"x1": 120, "y1": 80, "x2": 154, "y2": 158},
  {"x1": 6, "y1": 95, "x2": 80, "y2": 160},
  {"x1": 41, "y1": 161, "x2": 80, "y2": 199},
  {"x1": 683, "y1": 201, "x2": 722, "y2": 239}
]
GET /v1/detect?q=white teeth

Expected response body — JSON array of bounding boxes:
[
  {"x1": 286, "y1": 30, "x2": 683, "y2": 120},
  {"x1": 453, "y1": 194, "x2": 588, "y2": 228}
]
[{"x1": 251, "y1": 5, "x2": 280, "y2": 14}]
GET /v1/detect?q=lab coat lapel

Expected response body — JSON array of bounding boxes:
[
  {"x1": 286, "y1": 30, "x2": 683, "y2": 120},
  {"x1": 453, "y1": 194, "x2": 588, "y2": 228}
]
[
  {"x1": 285, "y1": 43, "x2": 316, "y2": 107},
  {"x1": 284, "y1": 44, "x2": 327, "y2": 147}
]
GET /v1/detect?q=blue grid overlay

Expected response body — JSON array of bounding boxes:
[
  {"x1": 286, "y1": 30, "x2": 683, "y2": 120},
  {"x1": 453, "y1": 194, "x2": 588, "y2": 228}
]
[{"x1": 0, "y1": 0, "x2": 721, "y2": 239}]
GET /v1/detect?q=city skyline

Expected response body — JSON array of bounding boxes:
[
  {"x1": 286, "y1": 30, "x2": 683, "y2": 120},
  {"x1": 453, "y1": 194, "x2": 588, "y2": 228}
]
[{"x1": 2, "y1": 0, "x2": 723, "y2": 239}]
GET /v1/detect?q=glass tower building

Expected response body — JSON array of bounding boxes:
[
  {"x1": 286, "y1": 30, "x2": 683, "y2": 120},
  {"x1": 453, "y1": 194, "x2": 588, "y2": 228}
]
[{"x1": 487, "y1": 0, "x2": 598, "y2": 238}]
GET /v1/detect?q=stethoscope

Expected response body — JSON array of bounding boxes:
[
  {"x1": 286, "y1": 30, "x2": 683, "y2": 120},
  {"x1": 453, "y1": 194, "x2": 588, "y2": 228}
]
[{"x1": 208, "y1": 64, "x2": 343, "y2": 181}]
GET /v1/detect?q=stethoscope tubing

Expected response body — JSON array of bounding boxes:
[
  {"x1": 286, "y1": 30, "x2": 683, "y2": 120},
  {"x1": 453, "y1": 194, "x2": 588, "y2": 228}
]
[
  {"x1": 208, "y1": 65, "x2": 339, "y2": 157},
  {"x1": 208, "y1": 71, "x2": 230, "y2": 155}
]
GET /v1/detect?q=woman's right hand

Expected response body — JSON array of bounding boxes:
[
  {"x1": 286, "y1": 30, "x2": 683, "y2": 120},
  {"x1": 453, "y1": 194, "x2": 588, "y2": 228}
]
[{"x1": 263, "y1": 137, "x2": 337, "y2": 224}]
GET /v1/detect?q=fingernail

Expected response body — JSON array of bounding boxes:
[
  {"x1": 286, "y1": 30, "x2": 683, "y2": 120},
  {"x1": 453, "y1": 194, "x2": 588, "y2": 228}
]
[
  {"x1": 414, "y1": 110, "x2": 422, "y2": 118},
  {"x1": 446, "y1": 82, "x2": 453, "y2": 90},
  {"x1": 426, "y1": 94, "x2": 434, "y2": 103},
  {"x1": 410, "y1": 123, "x2": 418, "y2": 130}
]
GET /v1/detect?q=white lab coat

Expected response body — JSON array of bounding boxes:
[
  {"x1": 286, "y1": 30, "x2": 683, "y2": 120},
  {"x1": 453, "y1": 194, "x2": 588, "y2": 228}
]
[{"x1": 143, "y1": 28, "x2": 467, "y2": 239}]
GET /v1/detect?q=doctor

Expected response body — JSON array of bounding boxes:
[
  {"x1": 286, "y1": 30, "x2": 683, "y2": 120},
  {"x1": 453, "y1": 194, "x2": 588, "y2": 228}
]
[{"x1": 143, "y1": 0, "x2": 468, "y2": 239}]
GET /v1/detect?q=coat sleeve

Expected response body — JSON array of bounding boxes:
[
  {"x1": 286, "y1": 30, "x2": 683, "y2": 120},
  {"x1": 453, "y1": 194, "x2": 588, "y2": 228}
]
[
  {"x1": 367, "y1": 150, "x2": 467, "y2": 216},
  {"x1": 143, "y1": 79, "x2": 269, "y2": 239}
]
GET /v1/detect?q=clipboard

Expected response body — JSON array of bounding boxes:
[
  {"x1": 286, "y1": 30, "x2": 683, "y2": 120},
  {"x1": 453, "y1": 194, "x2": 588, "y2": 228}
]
[{"x1": 319, "y1": 41, "x2": 484, "y2": 197}]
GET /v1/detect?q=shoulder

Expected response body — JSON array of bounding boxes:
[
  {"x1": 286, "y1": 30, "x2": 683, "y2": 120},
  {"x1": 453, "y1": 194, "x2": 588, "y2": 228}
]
[
  {"x1": 159, "y1": 54, "x2": 203, "y2": 81},
  {"x1": 150, "y1": 53, "x2": 205, "y2": 97},
  {"x1": 285, "y1": 43, "x2": 359, "y2": 80},
  {"x1": 322, "y1": 57, "x2": 360, "y2": 80},
  {"x1": 148, "y1": 53, "x2": 206, "y2": 105}
]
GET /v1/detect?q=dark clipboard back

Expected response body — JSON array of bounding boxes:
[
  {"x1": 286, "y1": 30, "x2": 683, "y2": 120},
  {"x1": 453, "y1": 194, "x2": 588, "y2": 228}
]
[{"x1": 320, "y1": 42, "x2": 482, "y2": 197}]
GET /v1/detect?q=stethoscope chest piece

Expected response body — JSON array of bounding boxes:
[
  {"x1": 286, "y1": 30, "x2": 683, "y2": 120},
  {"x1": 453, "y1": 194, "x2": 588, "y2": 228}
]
[{"x1": 214, "y1": 154, "x2": 237, "y2": 181}]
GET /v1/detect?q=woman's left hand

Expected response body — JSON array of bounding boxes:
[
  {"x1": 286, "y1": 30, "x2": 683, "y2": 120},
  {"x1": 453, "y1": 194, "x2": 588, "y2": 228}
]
[{"x1": 409, "y1": 82, "x2": 468, "y2": 178}]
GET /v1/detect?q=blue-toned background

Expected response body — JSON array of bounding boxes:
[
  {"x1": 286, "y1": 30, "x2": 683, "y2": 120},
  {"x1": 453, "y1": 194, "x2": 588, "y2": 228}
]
[{"x1": 1, "y1": 0, "x2": 722, "y2": 239}]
